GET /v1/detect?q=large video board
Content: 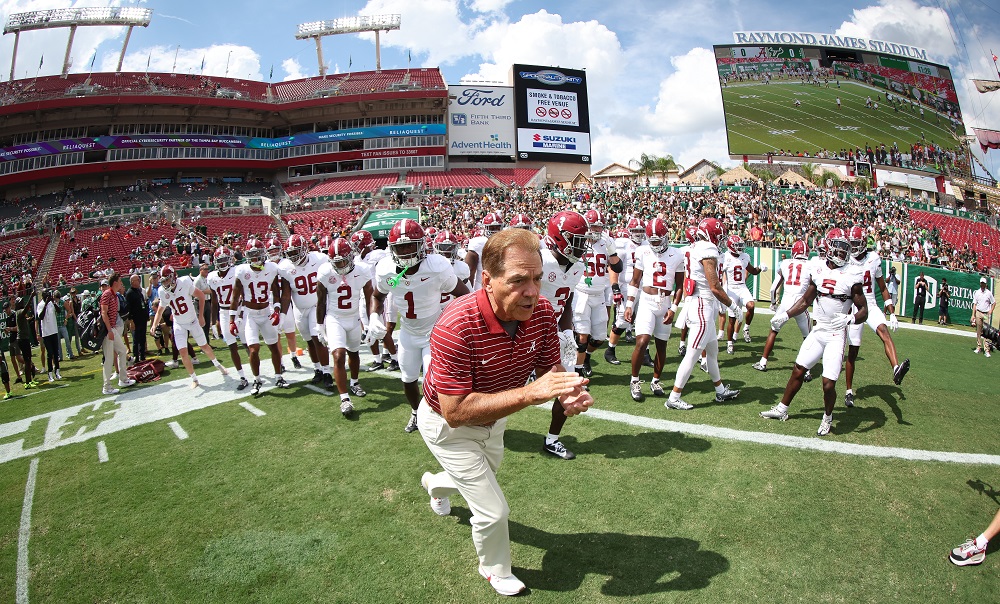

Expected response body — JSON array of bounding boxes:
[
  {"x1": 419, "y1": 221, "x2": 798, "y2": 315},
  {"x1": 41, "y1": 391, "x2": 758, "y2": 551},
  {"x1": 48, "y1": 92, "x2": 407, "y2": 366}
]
[
  {"x1": 447, "y1": 85, "x2": 516, "y2": 157},
  {"x1": 715, "y1": 42, "x2": 964, "y2": 165},
  {"x1": 512, "y1": 64, "x2": 591, "y2": 164}
]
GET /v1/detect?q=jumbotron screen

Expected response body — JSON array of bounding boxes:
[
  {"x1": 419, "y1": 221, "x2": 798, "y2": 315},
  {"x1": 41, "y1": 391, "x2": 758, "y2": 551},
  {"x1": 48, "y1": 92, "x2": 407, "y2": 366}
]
[{"x1": 714, "y1": 43, "x2": 963, "y2": 162}]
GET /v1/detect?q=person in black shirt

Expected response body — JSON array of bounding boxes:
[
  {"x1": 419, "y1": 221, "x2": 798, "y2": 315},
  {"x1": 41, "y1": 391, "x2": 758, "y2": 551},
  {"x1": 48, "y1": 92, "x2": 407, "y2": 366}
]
[
  {"x1": 937, "y1": 277, "x2": 950, "y2": 325},
  {"x1": 912, "y1": 272, "x2": 928, "y2": 324},
  {"x1": 125, "y1": 275, "x2": 148, "y2": 361}
]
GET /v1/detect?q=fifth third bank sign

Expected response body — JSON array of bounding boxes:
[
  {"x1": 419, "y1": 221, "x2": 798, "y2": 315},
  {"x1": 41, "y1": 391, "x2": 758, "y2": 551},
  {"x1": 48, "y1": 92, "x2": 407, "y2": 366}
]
[{"x1": 447, "y1": 85, "x2": 516, "y2": 157}]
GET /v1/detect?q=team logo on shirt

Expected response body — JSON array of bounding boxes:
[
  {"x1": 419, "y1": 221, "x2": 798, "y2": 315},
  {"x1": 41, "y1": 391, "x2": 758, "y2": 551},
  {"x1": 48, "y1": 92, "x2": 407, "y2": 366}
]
[{"x1": 548, "y1": 273, "x2": 556, "y2": 282}]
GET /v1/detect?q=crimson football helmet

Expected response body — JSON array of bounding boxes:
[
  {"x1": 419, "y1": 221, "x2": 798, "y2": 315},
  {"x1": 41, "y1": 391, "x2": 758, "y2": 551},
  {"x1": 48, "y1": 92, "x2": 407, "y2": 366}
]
[
  {"x1": 684, "y1": 225, "x2": 698, "y2": 244},
  {"x1": 846, "y1": 225, "x2": 866, "y2": 259},
  {"x1": 545, "y1": 210, "x2": 590, "y2": 263},
  {"x1": 245, "y1": 238, "x2": 267, "y2": 269},
  {"x1": 583, "y1": 209, "x2": 606, "y2": 242},
  {"x1": 350, "y1": 230, "x2": 375, "y2": 256},
  {"x1": 388, "y1": 219, "x2": 426, "y2": 268},
  {"x1": 696, "y1": 217, "x2": 725, "y2": 245},
  {"x1": 317, "y1": 236, "x2": 333, "y2": 254},
  {"x1": 646, "y1": 218, "x2": 670, "y2": 253},
  {"x1": 265, "y1": 237, "x2": 282, "y2": 263},
  {"x1": 481, "y1": 212, "x2": 503, "y2": 237},
  {"x1": 329, "y1": 238, "x2": 355, "y2": 275},
  {"x1": 791, "y1": 239, "x2": 808, "y2": 259},
  {"x1": 627, "y1": 217, "x2": 645, "y2": 245},
  {"x1": 433, "y1": 230, "x2": 460, "y2": 260},
  {"x1": 825, "y1": 228, "x2": 851, "y2": 267},
  {"x1": 509, "y1": 213, "x2": 532, "y2": 230},
  {"x1": 726, "y1": 234, "x2": 745, "y2": 256},
  {"x1": 213, "y1": 246, "x2": 233, "y2": 271},
  {"x1": 160, "y1": 265, "x2": 177, "y2": 292},
  {"x1": 286, "y1": 233, "x2": 310, "y2": 265}
]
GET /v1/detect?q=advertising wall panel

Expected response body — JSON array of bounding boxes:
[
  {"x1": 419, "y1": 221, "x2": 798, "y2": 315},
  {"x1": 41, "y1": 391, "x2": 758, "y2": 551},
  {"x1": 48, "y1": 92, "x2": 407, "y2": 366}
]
[{"x1": 447, "y1": 85, "x2": 516, "y2": 157}]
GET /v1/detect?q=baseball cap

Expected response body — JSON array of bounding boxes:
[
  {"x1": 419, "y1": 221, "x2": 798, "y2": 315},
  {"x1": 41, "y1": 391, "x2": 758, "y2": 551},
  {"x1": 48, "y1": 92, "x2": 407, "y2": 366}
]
[
  {"x1": 981, "y1": 277, "x2": 987, "y2": 284},
  {"x1": 100, "y1": 278, "x2": 109, "y2": 286}
]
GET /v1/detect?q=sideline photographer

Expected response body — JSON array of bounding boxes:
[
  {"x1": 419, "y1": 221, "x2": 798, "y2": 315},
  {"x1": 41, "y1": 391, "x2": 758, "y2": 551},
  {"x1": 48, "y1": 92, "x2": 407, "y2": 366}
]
[{"x1": 973, "y1": 277, "x2": 996, "y2": 357}]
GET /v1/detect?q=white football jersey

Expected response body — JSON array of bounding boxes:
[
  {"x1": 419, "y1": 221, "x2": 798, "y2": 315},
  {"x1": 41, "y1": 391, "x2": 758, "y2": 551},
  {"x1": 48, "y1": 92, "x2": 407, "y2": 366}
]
[
  {"x1": 159, "y1": 275, "x2": 200, "y2": 325},
  {"x1": 849, "y1": 250, "x2": 883, "y2": 300},
  {"x1": 207, "y1": 268, "x2": 237, "y2": 310},
  {"x1": 539, "y1": 248, "x2": 586, "y2": 317},
  {"x1": 375, "y1": 253, "x2": 457, "y2": 336},
  {"x1": 777, "y1": 257, "x2": 812, "y2": 306},
  {"x1": 466, "y1": 235, "x2": 488, "y2": 290},
  {"x1": 635, "y1": 246, "x2": 685, "y2": 291},
  {"x1": 685, "y1": 240, "x2": 724, "y2": 300},
  {"x1": 235, "y1": 261, "x2": 280, "y2": 307},
  {"x1": 278, "y1": 251, "x2": 327, "y2": 310},
  {"x1": 357, "y1": 248, "x2": 389, "y2": 284},
  {"x1": 576, "y1": 235, "x2": 618, "y2": 295},
  {"x1": 317, "y1": 262, "x2": 370, "y2": 319},
  {"x1": 452, "y1": 257, "x2": 471, "y2": 283},
  {"x1": 810, "y1": 261, "x2": 863, "y2": 326},
  {"x1": 615, "y1": 238, "x2": 642, "y2": 276},
  {"x1": 723, "y1": 252, "x2": 751, "y2": 287}
]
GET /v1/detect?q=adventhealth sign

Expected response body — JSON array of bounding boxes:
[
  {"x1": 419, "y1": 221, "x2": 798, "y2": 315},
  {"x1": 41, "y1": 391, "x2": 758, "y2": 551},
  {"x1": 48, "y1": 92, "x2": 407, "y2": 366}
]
[
  {"x1": 733, "y1": 31, "x2": 932, "y2": 62},
  {"x1": 447, "y1": 85, "x2": 516, "y2": 157}
]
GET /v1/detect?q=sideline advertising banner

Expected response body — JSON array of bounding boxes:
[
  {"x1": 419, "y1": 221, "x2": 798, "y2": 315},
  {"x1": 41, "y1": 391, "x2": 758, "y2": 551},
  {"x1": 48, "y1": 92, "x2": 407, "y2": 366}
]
[
  {"x1": 512, "y1": 64, "x2": 591, "y2": 164},
  {"x1": 902, "y1": 265, "x2": 987, "y2": 327},
  {"x1": 361, "y1": 209, "x2": 420, "y2": 240},
  {"x1": 447, "y1": 85, "x2": 516, "y2": 157}
]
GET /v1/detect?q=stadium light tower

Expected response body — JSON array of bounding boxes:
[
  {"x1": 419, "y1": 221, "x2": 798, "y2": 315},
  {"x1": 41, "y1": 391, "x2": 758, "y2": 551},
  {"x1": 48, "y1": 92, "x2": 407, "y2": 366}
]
[
  {"x1": 3, "y1": 7, "x2": 153, "y2": 81},
  {"x1": 295, "y1": 14, "x2": 400, "y2": 78}
]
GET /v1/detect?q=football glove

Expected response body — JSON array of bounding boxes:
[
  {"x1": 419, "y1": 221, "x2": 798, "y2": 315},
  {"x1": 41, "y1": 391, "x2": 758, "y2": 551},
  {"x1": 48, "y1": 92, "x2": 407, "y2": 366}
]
[
  {"x1": 366, "y1": 312, "x2": 387, "y2": 343},
  {"x1": 770, "y1": 311, "x2": 789, "y2": 331},
  {"x1": 759, "y1": 263, "x2": 769, "y2": 272},
  {"x1": 270, "y1": 310, "x2": 282, "y2": 326},
  {"x1": 229, "y1": 319, "x2": 239, "y2": 336},
  {"x1": 889, "y1": 313, "x2": 898, "y2": 331},
  {"x1": 829, "y1": 313, "x2": 854, "y2": 330},
  {"x1": 612, "y1": 284, "x2": 624, "y2": 305},
  {"x1": 769, "y1": 301, "x2": 778, "y2": 312}
]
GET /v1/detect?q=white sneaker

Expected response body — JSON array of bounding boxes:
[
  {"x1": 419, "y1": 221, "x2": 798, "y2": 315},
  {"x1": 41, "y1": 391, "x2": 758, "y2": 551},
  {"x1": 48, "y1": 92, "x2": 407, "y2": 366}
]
[
  {"x1": 987, "y1": 350, "x2": 992, "y2": 358},
  {"x1": 118, "y1": 378, "x2": 136, "y2": 388},
  {"x1": 699, "y1": 359, "x2": 708, "y2": 373},
  {"x1": 726, "y1": 340, "x2": 734, "y2": 354},
  {"x1": 421, "y1": 472, "x2": 451, "y2": 516},
  {"x1": 752, "y1": 360, "x2": 767, "y2": 372},
  {"x1": 664, "y1": 398, "x2": 693, "y2": 410},
  {"x1": 48, "y1": 372, "x2": 55, "y2": 382},
  {"x1": 102, "y1": 387, "x2": 120, "y2": 395},
  {"x1": 110, "y1": 372, "x2": 118, "y2": 382},
  {"x1": 165, "y1": 360, "x2": 179, "y2": 369},
  {"x1": 478, "y1": 566, "x2": 526, "y2": 596},
  {"x1": 743, "y1": 325, "x2": 752, "y2": 343},
  {"x1": 817, "y1": 415, "x2": 833, "y2": 436},
  {"x1": 760, "y1": 404, "x2": 788, "y2": 420},
  {"x1": 54, "y1": 370, "x2": 62, "y2": 380}
]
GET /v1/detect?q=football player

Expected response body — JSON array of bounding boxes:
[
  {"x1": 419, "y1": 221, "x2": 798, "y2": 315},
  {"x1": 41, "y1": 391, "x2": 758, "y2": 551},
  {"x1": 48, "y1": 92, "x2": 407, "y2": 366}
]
[
  {"x1": 370, "y1": 219, "x2": 469, "y2": 433},
  {"x1": 624, "y1": 218, "x2": 685, "y2": 401},
  {"x1": 278, "y1": 234, "x2": 333, "y2": 387},
  {"x1": 228, "y1": 238, "x2": 291, "y2": 396},
  {"x1": 606, "y1": 217, "x2": 647, "y2": 365},
  {"x1": 268, "y1": 237, "x2": 303, "y2": 371},
  {"x1": 573, "y1": 209, "x2": 623, "y2": 377},
  {"x1": 720, "y1": 235, "x2": 767, "y2": 353},
  {"x1": 464, "y1": 212, "x2": 503, "y2": 291},
  {"x1": 208, "y1": 246, "x2": 250, "y2": 390},
  {"x1": 150, "y1": 265, "x2": 228, "y2": 388},
  {"x1": 761, "y1": 228, "x2": 868, "y2": 436},
  {"x1": 317, "y1": 238, "x2": 373, "y2": 417},
  {"x1": 434, "y1": 230, "x2": 471, "y2": 304},
  {"x1": 350, "y1": 230, "x2": 399, "y2": 372},
  {"x1": 752, "y1": 239, "x2": 813, "y2": 382},
  {"x1": 843, "y1": 225, "x2": 909, "y2": 407}
]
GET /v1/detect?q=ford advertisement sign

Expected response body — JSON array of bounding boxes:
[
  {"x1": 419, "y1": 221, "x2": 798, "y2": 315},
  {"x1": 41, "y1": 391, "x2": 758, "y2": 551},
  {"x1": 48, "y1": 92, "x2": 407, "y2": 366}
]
[
  {"x1": 512, "y1": 64, "x2": 591, "y2": 164},
  {"x1": 447, "y1": 85, "x2": 516, "y2": 157}
]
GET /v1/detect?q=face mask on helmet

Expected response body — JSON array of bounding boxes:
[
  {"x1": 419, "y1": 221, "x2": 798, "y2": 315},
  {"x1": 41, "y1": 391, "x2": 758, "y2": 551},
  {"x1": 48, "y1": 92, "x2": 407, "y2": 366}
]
[
  {"x1": 214, "y1": 253, "x2": 232, "y2": 270},
  {"x1": 586, "y1": 224, "x2": 604, "y2": 243},
  {"x1": 391, "y1": 241, "x2": 425, "y2": 268},
  {"x1": 333, "y1": 254, "x2": 354, "y2": 275},
  {"x1": 629, "y1": 227, "x2": 645, "y2": 245},
  {"x1": 434, "y1": 241, "x2": 457, "y2": 259},
  {"x1": 246, "y1": 247, "x2": 266, "y2": 269},
  {"x1": 826, "y1": 238, "x2": 851, "y2": 266}
]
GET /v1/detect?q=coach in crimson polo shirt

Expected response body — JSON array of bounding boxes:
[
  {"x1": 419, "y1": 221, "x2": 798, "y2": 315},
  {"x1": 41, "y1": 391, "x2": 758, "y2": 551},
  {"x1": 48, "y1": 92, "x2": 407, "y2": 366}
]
[{"x1": 418, "y1": 228, "x2": 593, "y2": 597}]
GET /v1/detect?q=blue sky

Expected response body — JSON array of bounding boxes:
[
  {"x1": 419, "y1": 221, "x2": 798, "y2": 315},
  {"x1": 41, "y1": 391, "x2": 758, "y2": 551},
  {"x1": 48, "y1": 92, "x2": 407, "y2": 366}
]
[{"x1": 1, "y1": 0, "x2": 999, "y2": 174}]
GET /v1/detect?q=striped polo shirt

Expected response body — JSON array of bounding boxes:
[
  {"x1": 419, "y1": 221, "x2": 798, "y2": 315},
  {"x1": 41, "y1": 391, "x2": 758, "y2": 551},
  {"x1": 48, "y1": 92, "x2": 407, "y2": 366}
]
[{"x1": 424, "y1": 288, "x2": 560, "y2": 415}]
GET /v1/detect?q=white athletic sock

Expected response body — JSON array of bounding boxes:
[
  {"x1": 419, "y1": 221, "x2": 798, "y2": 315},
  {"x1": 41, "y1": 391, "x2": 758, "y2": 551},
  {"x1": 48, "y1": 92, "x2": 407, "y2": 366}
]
[
  {"x1": 630, "y1": 376, "x2": 640, "y2": 383},
  {"x1": 350, "y1": 378, "x2": 359, "y2": 386},
  {"x1": 251, "y1": 371, "x2": 259, "y2": 380},
  {"x1": 651, "y1": 377, "x2": 660, "y2": 384},
  {"x1": 323, "y1": 366, "x2": 331, "y2": 375},
  {"x1": 976, "y1": 534, "x2": 989, "y2": 549},
  {"x1": 668, "y1": 390, "x2": 681, "y2": 402},
  {"x1": 212, "y1": 359, "x2": 224, "y2": 369},
  {"x1": 545, "y1": 433, "x2": 558, "y2": 444},
  {"x1": 340, "y1": 393, "x2": 351, "y2": 402},
  {"x1": 823, "y1": 413, "x2": 833, "y2": 422},
  {"x1": 758, "y1": 357, "x2": 767, "y2": 365},
  {"x1": 775, "y1": 403, "x2": 789, "y2": 413},
  {"x1": 715, "y1": 383, "x2": 727, "y2": 394},
  {"x1": 237, "y1": 368, "x2": 246, "y2": 379},
  {"x1": 846, "y1": 388, "x2": 854, "y2": 395}
]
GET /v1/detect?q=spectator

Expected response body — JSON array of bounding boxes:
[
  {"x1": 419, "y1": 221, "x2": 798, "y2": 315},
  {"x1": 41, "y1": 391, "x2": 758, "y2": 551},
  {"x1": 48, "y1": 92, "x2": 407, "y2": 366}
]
[
  {"x1": 912, "y1": 272, "x2": 928, "y2": 324},
  {"x1": 126, "y1": 274, "x2": 148, "y2": 362},
  {"x1": 100, "y1": 273, "x2": 135, "y2": 395},
  {"x1": 65, "y1": 288, "x2": 83, "y2": 357},
  {"x1": 35, "y1": 289, "x2": 61, "y2": 381},
  {"x1": 937, "y1": 277, "x2": 950, "y2": 325},
  {"x1": 972, "y1": 277, "x2": 996, "y2": 357},
  {"x1": 13, "y1": 293, "x2": 36, "y2": 388}
]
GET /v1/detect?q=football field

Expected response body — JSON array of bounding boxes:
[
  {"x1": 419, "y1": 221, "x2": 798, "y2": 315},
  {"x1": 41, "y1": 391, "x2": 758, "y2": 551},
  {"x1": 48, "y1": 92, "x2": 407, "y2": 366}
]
[
  {"x1": 721, "y1": 80, "x2": 959, "y2": 158},
  {"x1": 1, "y1": 318, "x2": 999, "y2": 603}
]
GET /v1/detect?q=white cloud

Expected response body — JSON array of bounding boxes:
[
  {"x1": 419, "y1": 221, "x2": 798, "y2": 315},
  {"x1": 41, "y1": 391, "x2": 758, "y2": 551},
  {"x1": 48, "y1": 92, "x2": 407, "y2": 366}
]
[
  {"x1": 835, "y1": 0, "x2": 956, "y2": 64},
  {"x1": 281, "y1": 57, "x2": 307, "y2": 81},
  {"x1": 467, "y1": 0, "x2": 514, "y2": 13},
  {"x1": 104, "y1": 44, "x2": 262, "y2": 80},
  {"x1": 357, "y1": 0, "x2": 476, "y2": 66}
]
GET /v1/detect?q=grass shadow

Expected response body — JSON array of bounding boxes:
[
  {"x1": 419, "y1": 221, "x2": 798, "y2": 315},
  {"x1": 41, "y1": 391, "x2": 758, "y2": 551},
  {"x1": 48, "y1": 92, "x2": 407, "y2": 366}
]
[
  {"x1": 856, "y1": 383, "x2": 909, "y2": 425},
  {"x1": 502, "y1": 428, "x2": 712, "y2": 459},
  {"x1": 967, "y1": 479, "x2": 1000, "y2": 505}
]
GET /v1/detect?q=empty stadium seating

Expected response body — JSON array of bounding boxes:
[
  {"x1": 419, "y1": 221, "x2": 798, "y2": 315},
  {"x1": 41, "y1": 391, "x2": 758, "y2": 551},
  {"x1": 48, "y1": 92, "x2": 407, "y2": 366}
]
[
  {"x1": 405, "y1": 169, "x2": 498, "y2": 190},
  {"x1": 487, "y1": 168, "x2": 542, "y2": 187},
  {"x1": 301, "y1": 174, "x2": 399, "y2": 198},
  {"x1": 908, "y1": 209, "x2": 1000, "y2": 268},
  {"x1": 285, "y1": 209, "x2": 360, "y2": 241}
]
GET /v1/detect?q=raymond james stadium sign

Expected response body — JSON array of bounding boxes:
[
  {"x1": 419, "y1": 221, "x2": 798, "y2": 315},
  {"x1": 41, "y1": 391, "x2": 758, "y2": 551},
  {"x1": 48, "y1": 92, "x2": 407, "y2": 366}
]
[{"x1": 733, "y1": 31, "x2": 931, "y2": 62}]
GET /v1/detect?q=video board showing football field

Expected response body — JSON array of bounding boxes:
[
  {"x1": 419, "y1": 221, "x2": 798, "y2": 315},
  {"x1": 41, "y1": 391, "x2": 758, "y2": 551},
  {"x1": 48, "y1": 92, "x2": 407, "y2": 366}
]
[{"x1": 715, "y1": 44, "x2": 964, "y2": 163}]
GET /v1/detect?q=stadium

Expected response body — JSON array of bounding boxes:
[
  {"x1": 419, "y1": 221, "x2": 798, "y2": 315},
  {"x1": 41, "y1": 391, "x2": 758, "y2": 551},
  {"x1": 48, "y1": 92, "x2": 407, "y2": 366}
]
[{"x1": 2, "y1": 7, "x2": 1000, "y2": 604}]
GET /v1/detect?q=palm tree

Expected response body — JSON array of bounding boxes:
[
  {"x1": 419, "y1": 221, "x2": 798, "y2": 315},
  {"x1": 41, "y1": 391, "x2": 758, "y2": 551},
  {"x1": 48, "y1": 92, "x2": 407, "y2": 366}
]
[
  {"x1": 653, "y1": 155, "x2": 682, "y2": 182},
  {"x1": 629, "y1": 153, "x2": 658, "y2": 185},
  {"x1": 801, "y1": 162, "x2": 822, "y2": 185},
  {"x1": 820, "y1": 170, "x2": 841, "y2": 188}
]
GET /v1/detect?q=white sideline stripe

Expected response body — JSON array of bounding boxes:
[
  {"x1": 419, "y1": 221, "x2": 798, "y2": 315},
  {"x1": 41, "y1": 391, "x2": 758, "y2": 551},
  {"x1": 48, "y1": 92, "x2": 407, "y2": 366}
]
[
  {"x1": 537, "y1": 403, "x2": 1000, "y2": 466},
  {"x1": 304, "y1": 384, "x2": 332, "y2": 397},
  {"x1": 10, "y1": 384, "x2": 69, "y2": 400},
  {"x1": 16, "y1": 457, "x2": 39, "y2": 604},
  {"x1": 167, "y1": 422, "x2": 188, "y2": 440},
  {"x1": 239, "y1": 402, "x2": 266, "y2": 417},
  {"x1": 96, "y1": 441, "x2": 108, "y2": 463},
  {"x1": 746, "y1": 306, "x2": 976, "y2": 338}
]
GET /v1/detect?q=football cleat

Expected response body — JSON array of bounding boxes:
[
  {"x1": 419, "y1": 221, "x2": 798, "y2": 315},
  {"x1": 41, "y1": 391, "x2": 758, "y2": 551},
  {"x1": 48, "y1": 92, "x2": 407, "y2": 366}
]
[
  {"x1": 275, "y1": 376, "x2": 290, "y2": 389},
  {"x1": 743, "y1": 325, "x2": 752, "y2": 343},
  {"x1": 714, "y1": 385, "x2": 740, "y2": 402},
  {"x1": 349, "y1": 383, "x2": 367, "y2": 397},
  {"x1": 643, "y1": 352, "x2": 655, "y2": 368},
  {"x1": 817, "y1": 415, "x2": 833, "y2": 436},
  {"x1": 625, "y1": 332, "x2": 636, "y2": 344},
  {"x1": 251, "y1": 379, "x2": 264, "y2": 396},
  {"x1": 726, "y1": 340, "x2": 735, "y2": 355},
  {"x1": 649, "y1": 380, "x2": 666, "y2": 397},
  {"x1": 580, "y1": 359, "x2": 593, "y2": 378},
  {"x1": 236, "y1": 377, "x2": 249, "y2": 391},
  {"x1": 949, "y1": 538, "x2": 987, "y2": 566},
  {"x1": 542, "y1": 439, "x2": 576, "y2": 460},
  {"x1": 752, "y1": 360, "x2": 767, "y2": 372},
  {"x1": 664, "y1": 398, "x2": 694, "y2": 410},
  {"x1": 340, "y1": 399, "x2": 355, "y2": 417},
  {"x1": 291, "y1": 356, "x2": 302, "y2": 369},
  {"x1": 678, "y1": 342, "x2": 686, "y2": 357},
  {"x1": 604, "y1": 347, "x2": 621, "y2": 365},
  {"x1": 699, "y1": 358, "x2": 709, "y2": 373},
  {"x1": 893, "y1": 359, "x2": 910, "y2": 385},
  {"x1": 844, "y1": 392, "x2": 855, "y2": 408},
  {"x1": 366, "y1": 359, "x2": 385, "y2": 372},
  {"x1": 404, "y1": 413, "x2": 419, "y2": 433},
  {"x1": 760, "y1": 405, "x2": 788, "y2": 421},
  {"x1": 311, "y1": 369, "x2": 324, "y2": 384},
  {"x1": 387, "y1": 359, "x2": 401, "y2": 372},
  {"x1": 803, "y1": 370, "x2": 813, "y2": 382},
  {"x1": 630, "y1": 381, "x2": 644, "y2": 402},
  {"x1": 323, "y1": 373, "x2": 334, "y2": 388}
]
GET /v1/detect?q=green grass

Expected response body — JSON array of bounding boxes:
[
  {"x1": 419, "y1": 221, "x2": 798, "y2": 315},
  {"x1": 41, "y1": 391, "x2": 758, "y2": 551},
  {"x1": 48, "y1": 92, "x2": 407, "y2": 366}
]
[
  {"x1": 720, "y1": 80, "x2": 959, "y2": 158},
  {"x1": 1, "y1": 320, "x2": 999, "y2": 603}
]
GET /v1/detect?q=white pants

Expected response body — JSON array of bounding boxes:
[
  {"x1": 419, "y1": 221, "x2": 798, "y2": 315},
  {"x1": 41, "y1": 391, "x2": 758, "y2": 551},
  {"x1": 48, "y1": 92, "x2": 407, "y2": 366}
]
[
  {"x1": 572, "y1": 290, "x2": 608, "y2": 338},
  {"x1": 293, "y1": 304, "x2": 320, "y2": 341},
  {"x1": 418, "y1": 400, "x2": 512, "y2": 577},
  {"x1": 398, "y1": 328, "x2": 431, "y2": 383},
  {"x1": 220, "y1": 308, "x2": 243, "y2": 346},
  {"x1": 244, "y1": 308, "x2": 279, "y2": 346},
  {"x1": 684, "y1": 297, "x2": 720, "y2": 352},
  {"x1": 326, "y1": 314, "x2": 363, "y2": 353},
  {"x1": 173, "y1": 320, "x2": 207, "y2": 350},
  {"x1": 279, "y1": 307, "x2": 296, "y2": 335},
  {"x1": 614, "y1": 294, "x2": 641, "y2": 330},
  {"x1": 634, "y1": 293, "x2": 672, "y2": 340},
  {"x1": 795, "y1": 327, "x2": 848, "y2": 381},
  {"x1": 847, "y1": 299, "x2": 887, "y2": 346},
  {"x1": 102, "y1": 323, "x2": 129, "y2": 388},
  {"x1": 776, "y1": 301, "x2": 811, "y2": 338},
  {"x1": 725, "y1": 285, "x2": 752, "y2": 317}
]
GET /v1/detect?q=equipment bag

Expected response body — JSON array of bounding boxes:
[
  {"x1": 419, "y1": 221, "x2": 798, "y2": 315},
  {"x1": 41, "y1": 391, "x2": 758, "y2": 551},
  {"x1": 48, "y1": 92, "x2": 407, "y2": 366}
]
[
  {"x1": 76, "y1": 307, "x2": 107, "y2": 352},
  {"x1": 126, "y1": 359, "x2": 166, "y2": 383}
]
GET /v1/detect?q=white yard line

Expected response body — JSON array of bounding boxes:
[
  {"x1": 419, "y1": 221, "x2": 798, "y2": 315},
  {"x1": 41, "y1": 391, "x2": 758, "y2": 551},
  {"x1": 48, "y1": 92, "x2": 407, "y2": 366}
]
[
  {"x1": 16, "y1": 457, "x2": 39, "y2": 604},
  {"x1": 167, "y1": 422, "x2": 188, "y2": 440},
  {"x1": 238, "y1": 402, "x2": 267, "y2": 417},
  {"x1": 96, "y1": 441, "x2": 109, "y2": 463},
  {"x1": 538, "y1": 403, "x2": 1000, "y2": 466}
]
